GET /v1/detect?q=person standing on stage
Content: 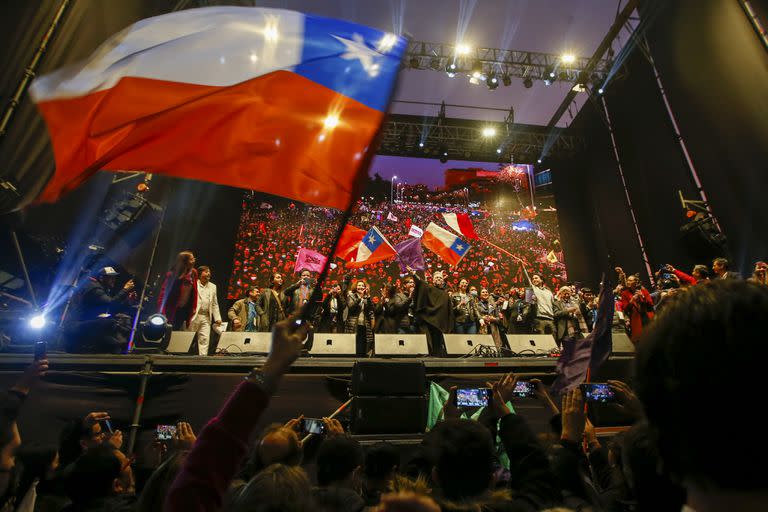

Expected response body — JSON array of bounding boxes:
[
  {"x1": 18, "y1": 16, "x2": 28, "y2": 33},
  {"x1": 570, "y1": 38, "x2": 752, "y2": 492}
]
[
  {"x1": 228, "y1": 286, "x2": 261, "y2": 332},
  {"x1": 411, "y1": 269, "x2": 453, "y2": 357},
  {"x1": 345, "y1": 279, "x2": 375, "y2": 356},
  {"x1": 188, "y1": 266, "x2": 221, "y2": 355},
  {"x1": 616, "y1": 268, "x2": 654, "y2": 343},
  {"x1": 283, "y1": 270, "x2": 315, "y2": 314},
  {"x1": 318, "y1": 281, "x2": 346, "y2": 333},
  {"x1": 159, "y1": 251, "x2": 198, "y2": 330},
  {"x1": 374, "y1": 284, "x2": 410, "y2": 334},
  {"x1": 452, "y1": 278, "x2": 479, "y2": 334},
  {"x1": 477, "y1": 288, "x2": 503, "y2": 349},
  {"x1": 258, "y1": 272, "x2": 287, "y2": 332},
  {"x1": 398, "y1": 276, "x2": 417, "y2": 334},
  {"x1": 528, "y1": 274, "x2": 555, "y2": 336}
]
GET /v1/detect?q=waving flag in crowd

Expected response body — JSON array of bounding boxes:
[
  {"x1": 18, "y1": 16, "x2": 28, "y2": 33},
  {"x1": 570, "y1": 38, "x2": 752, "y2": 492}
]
[
  {"x1": 334, "y1": 224, "x2": 367, "y2": 262},
  {"x1": 294, "y1": 247, "x2": 328, "y2": 273},
  {"x1": 422, "y1": 222, "x2": 471, "y2": 266},
  {"x1": 347, "y1": 226, "x2": 397, "y2": 268},
  {"x1": 395, "y1": 237, "x2": 426, "y2": 273},
  {"x1": 408, "y1": 224, "x2": 424, "y2": 238},
  {"x1": 442, "y1": 212, "x2": 479, "y2": 240},
  {"x1": 29, "y1": 7, "x2": 406, "y2": 208}
]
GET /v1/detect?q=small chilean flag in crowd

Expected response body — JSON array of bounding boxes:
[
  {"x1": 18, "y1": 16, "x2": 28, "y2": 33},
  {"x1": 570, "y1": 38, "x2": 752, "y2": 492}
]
[
  {"x1": 422, "y1": 222, "x2": 471, "y2": 266},
  {"x1": 29, "y1": 7, "x2": 406, "y2": 207},
  {"x1": 347, "y1": 226, "x2": 397, "y2": 268},
  {"x1": 442, "y1": 213, "x2": 479, "y2": 239}
]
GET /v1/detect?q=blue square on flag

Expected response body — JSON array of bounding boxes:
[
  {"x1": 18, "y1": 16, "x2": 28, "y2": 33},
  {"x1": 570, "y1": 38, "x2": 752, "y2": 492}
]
[
  {"x1": 363, "y1": 228, "x2": 383, "y2": 252},
  {"x1": 450, "y1": 239, "x2": 470, "y2": 257}
]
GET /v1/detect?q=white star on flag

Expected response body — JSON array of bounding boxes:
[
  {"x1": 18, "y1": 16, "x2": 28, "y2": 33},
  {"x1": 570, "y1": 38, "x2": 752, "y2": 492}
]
[
  {"x1": 332, "y1": 33, "x2": 382, "y2": 76},
  {"x1": 368, "y1": 235, "x2": 376, "y2": 244},
  {"x1": 455, "y1": 244, "x2": 464, "y2": 251}
]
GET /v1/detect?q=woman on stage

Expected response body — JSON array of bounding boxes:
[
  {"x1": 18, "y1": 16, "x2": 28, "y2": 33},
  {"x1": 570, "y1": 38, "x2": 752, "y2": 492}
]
[
  {"x1": 158, "y1": 251, "x2": 198, "y2": 330},
  {"x1": 452, "y1": 278, "x2": 479, "y2": 334},
  {"x1": 345, "y1": 279, "x2": 375, "y2": 356},
  {"x1": 478, "y1": 288, "x2": 503, "y2": 349}
]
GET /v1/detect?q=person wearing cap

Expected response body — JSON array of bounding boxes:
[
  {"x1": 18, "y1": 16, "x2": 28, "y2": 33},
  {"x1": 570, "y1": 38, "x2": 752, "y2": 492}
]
[{"x1": 65, "y1": 267, "x2": 135, "y2": 353}]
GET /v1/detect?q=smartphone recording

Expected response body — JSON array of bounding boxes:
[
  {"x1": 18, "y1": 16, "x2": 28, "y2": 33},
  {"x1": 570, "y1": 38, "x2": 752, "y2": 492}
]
[{"x1": 454, "y1": 388, "x2": 491, "y2": 407}]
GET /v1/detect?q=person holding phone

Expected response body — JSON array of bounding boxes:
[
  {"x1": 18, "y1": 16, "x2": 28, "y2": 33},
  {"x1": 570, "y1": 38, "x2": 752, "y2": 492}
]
[
  {"x1": 65, "y1": 266, "x2": 135, "y2": 353},
  {"x1": 283, "y1": 270, "x2": 315, "y2": 315}
]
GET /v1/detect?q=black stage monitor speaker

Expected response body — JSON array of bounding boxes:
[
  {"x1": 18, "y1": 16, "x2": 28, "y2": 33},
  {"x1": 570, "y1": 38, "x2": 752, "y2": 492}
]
[
  {"x1": 374, "y1": 334, "x2": 429, "y2": 356},
  {"x1": 351, "y1": 396, "x2": 427, "y2": 434},
  {"x1": 217, "y1": 332, "x2": 271, "y2": 354},
  {"x1": 506, "y1": 334, "x2": 559, "y2": 356},
  {"x1": 309, "y1": 333, "x2": 356, "y2": 356},
  {"x1": 166, "y1": 331, "x2": 196, "y2": 354},
  {"x1": 352, "y1": 361, "x2": 427, "y2": 396},
  {"x1": 442, "y1": 333, "x2": 497, "y2": 356}
]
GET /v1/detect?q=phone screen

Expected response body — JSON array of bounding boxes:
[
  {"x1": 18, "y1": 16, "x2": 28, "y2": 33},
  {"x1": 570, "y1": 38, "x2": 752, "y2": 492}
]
[
  {"x1": 512, "y1": 381, "x2": 535, "y2": 398},
  {"x1": 156, "y1": 424, "x2": 177, "y2": 441},
  {"x1": 100, "y1": 419, "x2": 113, "y2": 434},
  {"x1": 580, "y1": 383, "x2": 615, "y2": 403},
  {"x1": 455, "y1": 388, "x2": 491, "y2": 407},
  {"x1": 34, "y1": 341, "x2": 47, "y2": 361},
  {"x1": 302, "y1": 418, "x2": 325, "y2": 435}
]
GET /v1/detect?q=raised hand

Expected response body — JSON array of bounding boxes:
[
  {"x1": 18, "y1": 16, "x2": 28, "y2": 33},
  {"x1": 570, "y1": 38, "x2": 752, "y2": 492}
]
[
  {"x1": 560, "y1": 388, "x2": 586, "y2": 443},
  {"x1": 283, "y1": 415, "x2": 304, "y2": 432},
  {"x1": 174, "y1": 422, "x2": 197, "y2": 450},
  {"x1": 322, "y1": 417, "x2": 345, "y2": 437},
  {"x1": 13, "y1": 359, "x2": 49, "y2": 395}
]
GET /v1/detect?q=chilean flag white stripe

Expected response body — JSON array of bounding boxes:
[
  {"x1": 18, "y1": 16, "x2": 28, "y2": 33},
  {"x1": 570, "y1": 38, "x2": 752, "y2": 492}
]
[
  {"x1": 30, "y1": 8, "x2": 305, "y2": 101},
  {"x1": 351, "y1": 226, "x2": 396, "y2": 266},
  {"x1": 422, "y1": 222, "x2": 471, "y2": 266},
  {"x1": 442, "y1": 212, "x2": 478, "y2": 239}
]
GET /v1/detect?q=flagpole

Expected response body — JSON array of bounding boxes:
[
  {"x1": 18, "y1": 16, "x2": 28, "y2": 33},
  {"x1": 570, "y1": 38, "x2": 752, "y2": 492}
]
[{"x1": 479, "y1": 238, "x2": 533, "y2": 287}]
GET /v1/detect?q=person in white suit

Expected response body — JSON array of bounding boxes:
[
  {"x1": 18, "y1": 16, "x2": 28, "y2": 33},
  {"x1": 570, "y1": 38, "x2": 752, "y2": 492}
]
[{"x1": 189, "y1": 265, "x2": 222, "y2": 355}]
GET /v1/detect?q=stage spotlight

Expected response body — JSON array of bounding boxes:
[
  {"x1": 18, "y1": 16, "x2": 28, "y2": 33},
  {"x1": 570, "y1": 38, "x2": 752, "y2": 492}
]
[
  {"x1": 496, "y1": 148, "x2": 502, "y2": 154},
  {"x1": 409, "y1": 56, "x2": 420, "y2": 69},
  {"x1": 29, "y1": 314, "x2": 46, "y2": 329},
  {"x1": 561, "y1": 53, "x2": 576, "y2": 64},
  {"x1": 419, "y1": 142, "x2": 424, "y2": 148},
  {"x1": 486, "y1": 74, "x2": 498, "y2": 90},
  {"x1": 502, "y1": 74, "x2": 511, "y2": 86},
  {"x1": 523, "y1": 77, "x2": 533, "y2": 88},
  {"x1": 439, "y1": 148, "x2": 448, "y2": 163},
  {"x1": 455, "y1": 43, "x2": 471, "y2": 55},
  {"x1": 481, "y1": 127, "x2": 496, "y2": 137},
  {"x1": 142, "y1": 313, "x2": 169, "y2": 343},
  {"x1": 598, "y1": 87, "x2": 604, "y2": 94},
  {"x1": 537, "y1": 158, "x2": 542, "y2": 164},
  {"x1": 445, "y1": 61, "x2": 457, "y2": 77},
  {"x1": 471, "y1": 60, "x2": 483, "y2": 75}
]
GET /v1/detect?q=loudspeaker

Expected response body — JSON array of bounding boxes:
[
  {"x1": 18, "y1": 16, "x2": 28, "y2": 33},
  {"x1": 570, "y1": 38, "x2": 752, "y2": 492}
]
[
  {"x1": 352, "y1": 361, "x2": 426, "y2": 396},
  {"x1": 351, "y1": 396, "x2": 427, "y2": 434},
  {"x1": 217, "y1": 332, "x2": 271, "y2": 354},
  {"x1": 442, "y1": 334, "x2": 497, "y2": 356},
  {"x1": 166, "y1": 331, "x2": 196, "y2": 354},
  {"x1": 308, "y1": 333, "x2": 356, "y2": 356},
  {"x1": 506, "y1": 334, "x2": 559, "y2": 356},
  {"x1": 374, "y1": 334, "x2": 429, "y2": 356},
  {"x1": 611, "y1": 331, "x2": 635, "y2": 354}
]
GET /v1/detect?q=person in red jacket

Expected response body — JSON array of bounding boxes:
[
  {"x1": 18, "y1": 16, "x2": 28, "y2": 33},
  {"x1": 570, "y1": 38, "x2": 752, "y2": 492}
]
[
  {"x1": 616, "y1": 268, "x2": 654, "y2": 343},
  {"x1": 666, "y1": 264, "x2": 709, "y2": 286},
  {"x1": 158, "y1": 251, "x2": 198, "y2": 330}
]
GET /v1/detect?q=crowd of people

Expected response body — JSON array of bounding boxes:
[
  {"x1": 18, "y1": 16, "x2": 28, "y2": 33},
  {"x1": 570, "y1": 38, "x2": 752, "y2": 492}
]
[{"x1": 4, "y1": 278, "x2": 767, "y2": 511}]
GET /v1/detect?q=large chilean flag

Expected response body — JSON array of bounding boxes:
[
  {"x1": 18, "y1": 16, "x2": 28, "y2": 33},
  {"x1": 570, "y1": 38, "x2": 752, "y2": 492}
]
[
  {"x1": 422, "y1": 222, "x2": 471, "y2": 266},
  {"x1": 29, "y1": 7, "x2": 406, "y2": 208}
]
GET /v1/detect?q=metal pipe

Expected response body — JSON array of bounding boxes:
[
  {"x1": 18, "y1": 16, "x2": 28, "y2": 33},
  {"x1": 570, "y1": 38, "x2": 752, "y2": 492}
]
[
  {"x1": 10, "y1": 231, "x2": 38, "y2": 309},
  {"x1": 128, "y1": 203, "x2": 166, "y2": 350},
  {"x1": 0, "y1": 0, "x2": 71, "y2": 141},
  {"x1": 600, "y1": 96, "x2": 654, "y2": 284},
  {"x1": 126, "y1": 356, "x2": 153, "y2": 455}
]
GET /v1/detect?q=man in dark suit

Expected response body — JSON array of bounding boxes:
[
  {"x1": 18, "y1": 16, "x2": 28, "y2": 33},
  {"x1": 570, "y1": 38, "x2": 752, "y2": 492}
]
[
  {"x1": 317, "y1": 281, "x2": 346, "y2": 333},
  {"x1": 712, "y1": 258, "x2": 741, "y2": 280}
]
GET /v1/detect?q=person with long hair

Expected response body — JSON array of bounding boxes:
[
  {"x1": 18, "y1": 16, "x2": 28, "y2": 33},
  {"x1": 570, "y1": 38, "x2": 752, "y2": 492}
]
[
  {"x1": 477, "y1": 288, "x2": 503, "y2": 349},
  {"x1": 452, "y1": 278, "x2": 479, "y2": 334},
  {"x1": 345, "y1": 279, "x2": 375, "y2": 356},
  {"x1": 258, "y1": 272, "x2": 288, "y2": 332},
  {"x1": 374, "y1": 283, "x2": 409, "y2": 334},
  {"x1": 158, "y1": 251, "x2": 198, "y2": 330}
]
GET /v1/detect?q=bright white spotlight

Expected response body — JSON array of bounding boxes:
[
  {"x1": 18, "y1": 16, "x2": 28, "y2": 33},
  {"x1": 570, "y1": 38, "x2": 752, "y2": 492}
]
[
  {"x1": 323, "y1": 114, "x2": 340, "y2": 129},
  {"x1": 393, "y1": 175, "x2": 398, "y2": 180},
  {"x1": 496, "y1": 148, "x2": 502, "y2": 154},
  {"x1": 472, "y1": 71, "x2": 483, "y2": 80},
  {"x1": 598, "y1": 87, "x2": 604, "y2": 94},
  {"x1": 29, "y1": 314, "x2": 46, "y2": 329},
  {"x1": 377, "y1": 33, "x2": 397, "y2": 52},
  {"x1": 419, "y1": 142, "x2": 424, "y2": 148},
  {"x1": 149, "y1": 315, "x2": 165, "y2": 327},
  {"x1": 537, "y1": 158, "x2": 542, "y2": 163},
  {"x1": 482, "y1": 127, "x2": 496, "y2": 137},
  {"x1": 561, "y1": 53, "x2": 576, "y2": 64},
  {"x1": 456, "y1": 43, "x2": 471, "y2": 55}
]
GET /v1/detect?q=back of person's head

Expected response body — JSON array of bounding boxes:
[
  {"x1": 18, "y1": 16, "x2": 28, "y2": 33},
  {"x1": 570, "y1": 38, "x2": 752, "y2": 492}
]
[
  {"x1": 136, "y1": 451, "x2": 187, "y2": 512},
  {"x1": 316, "y1": 435, "x2": 363, "y2": 487},
  {"x1": 364, "y1": 442, "x2": 399, "y2": 481},
  {"x1": 635, "y1": 280, "x2": 768, "y2": 491},
  {"x1": 230, "y1": 464, "x2": 312, "y2": 512},
  {"x1": 428, "y1": 419, "x2": 494, "y2": 501},
  {"x1": 621, "y1": 423, "x2": 686, "y2": 511},
  {"x1": 240, "y1": 424, "x2": 302, "y2": 482},
  {"x1": 64, "y1": 445, "x2": 121, "y2": 503},
  {"x1": 58, "y1": 419, "x2": 92, "y2": 467},
  {"x1": 693, "y1": 264, "x2": 710, "y2": 279}
]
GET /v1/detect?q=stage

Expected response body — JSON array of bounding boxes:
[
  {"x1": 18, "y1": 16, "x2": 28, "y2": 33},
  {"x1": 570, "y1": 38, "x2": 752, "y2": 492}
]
[{"x1": 0, "y1": 351, "x2": 633, "y2": 456}]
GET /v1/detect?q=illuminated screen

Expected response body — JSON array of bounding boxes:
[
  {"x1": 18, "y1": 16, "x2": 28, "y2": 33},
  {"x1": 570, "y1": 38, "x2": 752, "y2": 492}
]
[{"x1": 227, "y1": 155, "x2": 566, "y2": 299}]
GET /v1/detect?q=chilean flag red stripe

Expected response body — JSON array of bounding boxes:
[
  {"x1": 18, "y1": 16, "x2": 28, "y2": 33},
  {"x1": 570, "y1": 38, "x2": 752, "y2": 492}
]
[
  {"x1": 29, "y1": 7, "x2": 406, "y2": 208},
  {"x1": 422, "y1": 222, "x2": 471, "y2": 266},
  {"x1": 442, "y1": 212, "x2": 479, "y2": 239}
]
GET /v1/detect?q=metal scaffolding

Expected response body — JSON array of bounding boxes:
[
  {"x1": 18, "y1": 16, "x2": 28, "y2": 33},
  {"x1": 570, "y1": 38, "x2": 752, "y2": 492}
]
[
  {"x1": 404, "y1": 40, "x2": 613, "y2": 83},
  {"x1": 378, "y1": 114, "x2": 585, "y2": 163}
]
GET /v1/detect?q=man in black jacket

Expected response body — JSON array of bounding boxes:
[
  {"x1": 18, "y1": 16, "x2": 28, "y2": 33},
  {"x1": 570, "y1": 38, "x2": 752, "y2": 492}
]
[
  {"x1": 317, "y1": 281, "x2": 346, "y2": 333},
  {"x1": 65, "y1": 267, "x2": 134, "y2": 353}
]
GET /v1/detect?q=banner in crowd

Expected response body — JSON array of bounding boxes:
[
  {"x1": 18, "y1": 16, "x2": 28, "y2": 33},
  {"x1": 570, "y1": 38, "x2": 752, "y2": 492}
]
[
  {"x1": 294, "y1": 248, "x2": 327, "y2": 273},
  {"x1": 28, "y1": 6, "x2": 406, "y2": 209}
]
